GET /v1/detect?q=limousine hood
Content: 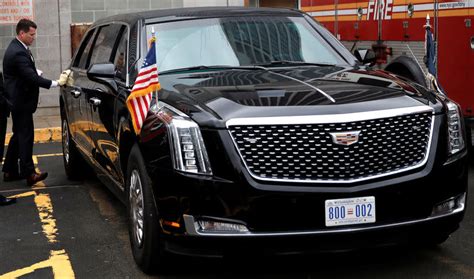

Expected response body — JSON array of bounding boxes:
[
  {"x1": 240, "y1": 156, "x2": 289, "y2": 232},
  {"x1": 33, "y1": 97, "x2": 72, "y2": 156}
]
[{"x1": 158, "y1": 66, "x2": 442, "y2": 127}]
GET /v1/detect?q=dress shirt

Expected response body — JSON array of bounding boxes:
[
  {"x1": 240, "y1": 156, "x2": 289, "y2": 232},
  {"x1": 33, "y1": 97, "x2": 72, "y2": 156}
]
[{"x1": 16, "y1": 38, "x2": 56, "y2": 88}]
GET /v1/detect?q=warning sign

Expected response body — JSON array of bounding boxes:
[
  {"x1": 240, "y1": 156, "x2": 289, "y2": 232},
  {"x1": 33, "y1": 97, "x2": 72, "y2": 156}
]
[{"x1": 0, "y1": 0, "x2": 34, "y2": 24}]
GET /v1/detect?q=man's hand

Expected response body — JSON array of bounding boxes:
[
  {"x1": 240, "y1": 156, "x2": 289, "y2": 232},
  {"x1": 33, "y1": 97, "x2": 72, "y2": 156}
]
[{"x1": 57, "y1": 69, "x2": 71, "y2": 86}]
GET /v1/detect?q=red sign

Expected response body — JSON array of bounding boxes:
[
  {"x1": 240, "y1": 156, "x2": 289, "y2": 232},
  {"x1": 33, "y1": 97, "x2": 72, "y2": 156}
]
[{"x1": 0, "y1": 0, "x2": 34, "y2": 24}]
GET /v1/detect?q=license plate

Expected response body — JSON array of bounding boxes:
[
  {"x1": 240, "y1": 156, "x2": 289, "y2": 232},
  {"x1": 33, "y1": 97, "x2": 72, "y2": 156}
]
[{"x1": 325, "y1": 196, "x2": 376, "y2": 227}]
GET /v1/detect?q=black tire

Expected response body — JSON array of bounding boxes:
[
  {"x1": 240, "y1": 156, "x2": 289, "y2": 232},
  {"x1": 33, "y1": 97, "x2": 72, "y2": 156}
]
[
  {"x1": 126, "y1": 144, "x2": 166, "y2": 274},
  {"x1": 384, "y1": 55, "x2": 428, "y2": 87},
  {"x1": 61, "y1": 112, "x2": 87, "y2": 180}
]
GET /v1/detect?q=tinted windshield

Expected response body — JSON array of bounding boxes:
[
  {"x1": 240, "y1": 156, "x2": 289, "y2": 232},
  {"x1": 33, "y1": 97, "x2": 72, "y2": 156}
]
[{"x1": 146, "y1": 16, "x2": 346, "y2": 72}]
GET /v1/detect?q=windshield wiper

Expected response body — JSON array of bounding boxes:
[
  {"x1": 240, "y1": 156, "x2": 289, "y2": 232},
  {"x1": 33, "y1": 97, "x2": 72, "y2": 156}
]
[
  {"x1": 255, "y1": 60, "x2": 336, "y2": 67},
  {"x1": 160, "y1": 65, "x2": 266, "y2": 75}
]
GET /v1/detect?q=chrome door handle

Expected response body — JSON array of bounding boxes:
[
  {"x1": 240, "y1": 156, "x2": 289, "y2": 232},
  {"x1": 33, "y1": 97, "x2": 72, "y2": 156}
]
[
  {"x1": 471, "y1": 36, "x2": 474, "y2": 50},
  {"x1": 89, "y1": 97, "x2": 101, "y2": 106},
  {"x1": 71, "y1": 90, "x2": 81, "y2": 98}
]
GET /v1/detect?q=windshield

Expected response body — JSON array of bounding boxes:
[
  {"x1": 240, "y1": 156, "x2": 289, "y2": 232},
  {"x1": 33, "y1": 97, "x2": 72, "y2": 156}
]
[{"x1": 146, "y1": 16, "x2": 346, "y2": 73}]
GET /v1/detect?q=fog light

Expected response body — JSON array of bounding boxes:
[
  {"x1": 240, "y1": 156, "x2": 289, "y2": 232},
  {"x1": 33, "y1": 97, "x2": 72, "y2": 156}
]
[
  {"x1": 198, "y1": 220, "x2": 249, "y2": 233},
  {"x1": 431, "y1": 193, "x2": 466, "y2": 216}
]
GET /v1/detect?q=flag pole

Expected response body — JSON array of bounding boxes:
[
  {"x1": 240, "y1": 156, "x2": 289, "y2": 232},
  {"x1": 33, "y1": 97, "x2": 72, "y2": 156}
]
[{"x1": 151, "y1": 26, "x2": 160, "y2": 108}]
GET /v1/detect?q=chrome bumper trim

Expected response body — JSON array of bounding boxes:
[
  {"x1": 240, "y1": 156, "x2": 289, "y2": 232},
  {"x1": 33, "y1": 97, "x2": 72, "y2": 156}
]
[{"x1": 183, "y1": 197, "x2": 464, "y2": 237}]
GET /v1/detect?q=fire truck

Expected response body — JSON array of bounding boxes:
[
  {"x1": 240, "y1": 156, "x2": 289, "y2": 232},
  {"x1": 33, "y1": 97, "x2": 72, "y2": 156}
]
[{"x1": 301, "y1": 0, "x2": 474, "y2": 145}]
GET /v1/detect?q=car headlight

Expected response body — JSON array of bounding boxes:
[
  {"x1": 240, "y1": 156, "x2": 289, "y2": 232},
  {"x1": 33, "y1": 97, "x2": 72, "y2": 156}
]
[
  {"x1": 446, "y1": 100, "x2": 465, "y2": 155},
  {"x1": 151, "y1": 102, "x2": 212, "y2": 175}
]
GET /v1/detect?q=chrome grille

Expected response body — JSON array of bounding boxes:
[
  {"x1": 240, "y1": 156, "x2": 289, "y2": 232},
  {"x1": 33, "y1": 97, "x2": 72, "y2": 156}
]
[{"x1": 228, "y1": 111, "x2": 433, "y2": 183}]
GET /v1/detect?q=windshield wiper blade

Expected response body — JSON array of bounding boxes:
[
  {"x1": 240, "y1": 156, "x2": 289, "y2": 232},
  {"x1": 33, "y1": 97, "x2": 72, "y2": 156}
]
[
  {"x1": 256, "y1": 60, "x2": 336, "y2": 67},
  {"x1": 160, "y1": 65, "x2": 266, "y2": 75}
]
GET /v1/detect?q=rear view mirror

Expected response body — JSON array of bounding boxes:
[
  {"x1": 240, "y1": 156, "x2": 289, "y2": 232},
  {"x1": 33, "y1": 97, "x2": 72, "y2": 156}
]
[
  {"x1": 354, "y1": 49, "x2": 376, "y2": 65},
  {"x1": 87, "y1": 63, "x2": 117, "y2": 91}
]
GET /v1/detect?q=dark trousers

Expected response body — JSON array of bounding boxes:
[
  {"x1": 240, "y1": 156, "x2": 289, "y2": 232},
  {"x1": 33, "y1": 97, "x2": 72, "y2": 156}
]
[
  {"x1": 0, "y1": 106, "x2": 7, "y2": 164},
  {"x1": 2, "y1": 111, "x2": 35, "y2": 176}
]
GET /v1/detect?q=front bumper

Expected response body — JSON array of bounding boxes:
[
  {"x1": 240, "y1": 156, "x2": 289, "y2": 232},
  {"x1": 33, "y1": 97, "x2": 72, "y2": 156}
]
[
  {"x1": 143, "y1": 117, "x2": 469, "y2": 257},
  {"x1": 153, "y1": 150, "x2": 467, "y2": 233},
  {"x1": 183, "y1": 192, "x2": 465, "y2": 237},
  {"x1": 162, "y1": 206, "x2": 465, "y2": 258}
]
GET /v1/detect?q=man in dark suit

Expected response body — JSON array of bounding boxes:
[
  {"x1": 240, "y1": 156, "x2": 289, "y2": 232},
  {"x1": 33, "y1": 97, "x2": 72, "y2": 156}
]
[
  {"x1": 0, "y1": 72, "x2": 16, "y2": 205},
  {"x1": 2, "y1": 19, "x2": 67, "y2": 186}
]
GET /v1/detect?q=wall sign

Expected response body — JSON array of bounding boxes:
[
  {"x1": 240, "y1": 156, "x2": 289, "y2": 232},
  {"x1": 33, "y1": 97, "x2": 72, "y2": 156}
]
[{"x1": 0, "y1": 0, "x2": 34, "y2": 24}]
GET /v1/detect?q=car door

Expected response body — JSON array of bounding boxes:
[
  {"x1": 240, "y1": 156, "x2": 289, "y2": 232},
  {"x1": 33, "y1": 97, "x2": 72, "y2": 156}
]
[
  {"x1": 87, "y1": 24, "x2": 126, "y2": 184},
  {"x1": 63, "y1": 28, "x2": 97, "y2": 158}
]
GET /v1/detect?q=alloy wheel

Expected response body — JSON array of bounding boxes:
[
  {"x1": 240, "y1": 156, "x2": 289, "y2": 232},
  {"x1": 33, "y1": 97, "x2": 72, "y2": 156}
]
[
  {"x1": 62, "y1": 120, "x2": 70, "y2": 164},
  {"x1": 129, "y1": 169, "x2": 144, "y2": 247}
]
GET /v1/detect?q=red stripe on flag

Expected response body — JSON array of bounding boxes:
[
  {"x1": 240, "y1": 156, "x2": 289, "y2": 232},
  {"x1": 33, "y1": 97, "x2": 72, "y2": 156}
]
[
  {"x1": 136, "y1": 67, "x2": 158, "y2": 77},
  {"x1": 135, "y1": 72, "x2": 158, "y2": 83},
  {"x1": 134, "y1": 75, "x2": 159, "y2": 87},
  {"x1": 131, "y1": 99, "x2": 141, "y2": 131},
  {"x1": 137, "y1": 96, "x2": 146, "y2": 124}
]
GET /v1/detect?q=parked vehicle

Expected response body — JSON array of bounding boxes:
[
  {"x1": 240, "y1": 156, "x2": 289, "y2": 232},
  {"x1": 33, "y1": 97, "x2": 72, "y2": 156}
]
[
  {"x1": 301, "y1": 0, "x2": 474, "y2": 146},
  {"x1": 60, "y1": 7, "x2": 468, "y2": 274}
]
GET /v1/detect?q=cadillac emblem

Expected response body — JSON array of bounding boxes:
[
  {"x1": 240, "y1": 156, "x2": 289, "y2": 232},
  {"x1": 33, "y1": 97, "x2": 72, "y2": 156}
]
[{"x1": 329, "y1": 131, "x2": 361, "y2": 146}]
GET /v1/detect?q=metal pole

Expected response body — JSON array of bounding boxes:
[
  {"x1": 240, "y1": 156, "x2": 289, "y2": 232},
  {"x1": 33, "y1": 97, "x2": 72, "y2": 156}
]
[
  {"x1": 335, "y1": 0, "x2": 338, "y2": 37},
  {"x1": 378, "y1": 0, "x2": 383, "y2": 42},
  {"x1": 56, "y1": 0, "x2": 63, "y2": 71},
  {"x1": 434, "y1": 0, "x2": 438, "y2": 77}
]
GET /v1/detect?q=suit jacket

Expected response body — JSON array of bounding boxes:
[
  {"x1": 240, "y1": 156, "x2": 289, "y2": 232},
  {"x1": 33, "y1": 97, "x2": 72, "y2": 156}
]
[{"x1": 3, "y1": 39, "x2": 52, "y2": 113}]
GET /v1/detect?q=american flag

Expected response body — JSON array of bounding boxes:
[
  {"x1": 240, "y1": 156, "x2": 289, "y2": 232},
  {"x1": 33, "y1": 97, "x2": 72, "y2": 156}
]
[{"x1": 126, "y1": 36, "x2": 160, "y2": 134}]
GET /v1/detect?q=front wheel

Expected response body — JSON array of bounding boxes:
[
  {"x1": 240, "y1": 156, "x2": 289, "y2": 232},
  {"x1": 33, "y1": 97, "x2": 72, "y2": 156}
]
[
  {"x1": 126, "y1": 144, "x2": 166, "y2": 274},
  {"x1": 61, "y1": 114, "x2": 87, "y2": 180}
]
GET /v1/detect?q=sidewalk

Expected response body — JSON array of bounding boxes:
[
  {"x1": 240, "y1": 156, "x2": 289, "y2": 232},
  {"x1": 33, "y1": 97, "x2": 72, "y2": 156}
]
[{"x1": 5, "y1": 113, "x2": 61, "y2": 144}]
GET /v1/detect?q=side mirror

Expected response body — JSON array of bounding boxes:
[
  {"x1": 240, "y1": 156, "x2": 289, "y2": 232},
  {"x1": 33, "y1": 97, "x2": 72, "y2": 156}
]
[
  {"x1": 87, "y1": 63, "x2": 117, "y2": 91},
  {"x1": 354, "y1": 49, "x2": 376, "y2": 65}
]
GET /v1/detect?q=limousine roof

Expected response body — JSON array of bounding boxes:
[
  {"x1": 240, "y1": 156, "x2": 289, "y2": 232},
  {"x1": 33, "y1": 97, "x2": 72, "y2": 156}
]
[{"x1": 91, "y1": 6, "x2": 305, "y2": 27}]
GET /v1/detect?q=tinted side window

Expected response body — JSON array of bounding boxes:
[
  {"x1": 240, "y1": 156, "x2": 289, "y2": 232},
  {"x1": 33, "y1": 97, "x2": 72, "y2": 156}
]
[
  {"x1": 89, "y1": 24, "x2": 123, "y2": 66},
  {"x1": 73, "y1": 29, "x2": 96, "y2": 69},
  {"x1": 113, "y1": 26, "x2": 128, "y2": 82},
  {"x1": 128, "y1": 23, "x2": 138, "y2": 83}
]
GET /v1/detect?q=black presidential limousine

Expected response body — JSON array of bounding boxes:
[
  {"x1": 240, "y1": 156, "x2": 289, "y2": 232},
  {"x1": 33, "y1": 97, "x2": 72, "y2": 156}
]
[{"x1": 60, "y1": 7, "x2": 468, "y2": 273}]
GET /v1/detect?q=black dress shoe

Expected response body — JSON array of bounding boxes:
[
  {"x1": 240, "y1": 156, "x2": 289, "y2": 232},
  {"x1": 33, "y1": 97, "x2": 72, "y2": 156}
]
[
  {"x1": 26, "y1": 172, "x2": 48, "y2": 186},
  {"x1": 0, "y1": 195, "x2": 16, "y2": 206},
  {"x1": 3, "y1": 172, "x2": 24, "y2": 182}
]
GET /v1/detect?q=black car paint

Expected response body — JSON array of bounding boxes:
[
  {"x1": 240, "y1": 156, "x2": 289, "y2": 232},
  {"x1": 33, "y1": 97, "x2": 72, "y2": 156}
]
[
  {"x1": 60, "y1": 7, "x2": 467, "y2": 257},
  {"x1": 139, "y1": 64, "x2": 464, "y2": 231}
]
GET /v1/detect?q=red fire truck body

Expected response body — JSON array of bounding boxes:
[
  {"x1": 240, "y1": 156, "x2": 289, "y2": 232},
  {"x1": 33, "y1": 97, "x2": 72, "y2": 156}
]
[{"x1": 301, "y1": 0, "x2": 474, "y2": 137}]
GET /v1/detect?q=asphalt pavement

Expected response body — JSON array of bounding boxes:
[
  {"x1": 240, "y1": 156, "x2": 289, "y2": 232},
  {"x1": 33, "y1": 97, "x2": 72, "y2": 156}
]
[{"x1": 0, "y1": 142, "x2": 473, "y2": 278}]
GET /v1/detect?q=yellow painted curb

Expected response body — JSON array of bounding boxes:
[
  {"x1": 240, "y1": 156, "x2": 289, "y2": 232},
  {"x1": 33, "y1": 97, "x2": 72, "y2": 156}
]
[{"x1": 5, "y1": 127, "x2": 61, "y2": 145}]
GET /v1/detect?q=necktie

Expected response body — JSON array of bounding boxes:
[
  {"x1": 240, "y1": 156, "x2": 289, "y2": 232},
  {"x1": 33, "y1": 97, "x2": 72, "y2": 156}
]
[{"x1": 27, "y1": 48, "x2": 35, "y2": 63}]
